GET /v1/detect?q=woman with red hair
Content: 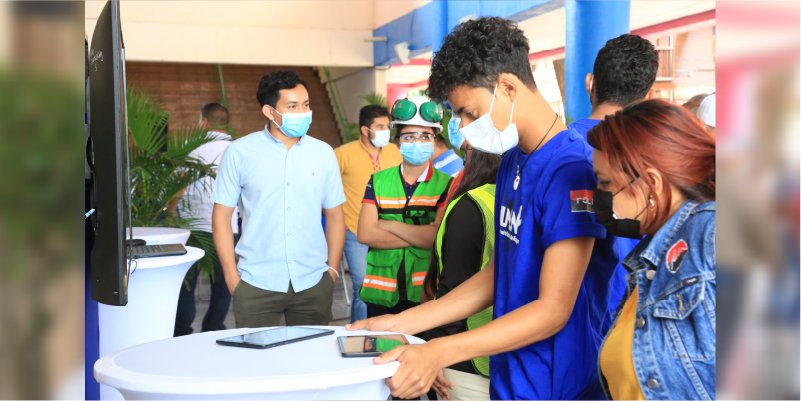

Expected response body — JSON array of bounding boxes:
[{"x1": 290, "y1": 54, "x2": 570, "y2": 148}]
[{"x1": 587, "y1": 99, "x2": 716, "y2": 400}]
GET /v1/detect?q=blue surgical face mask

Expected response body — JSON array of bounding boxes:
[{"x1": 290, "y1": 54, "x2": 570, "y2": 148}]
[
  {"x1": 272, "y1": 108, "x2": 312, "y2": 138},
  {"x1": 400, "y1": 142, "x2": 434, "y2": 165},
  {"x1": 448, "y1": 117, "x2": 466, "y2": 150}
]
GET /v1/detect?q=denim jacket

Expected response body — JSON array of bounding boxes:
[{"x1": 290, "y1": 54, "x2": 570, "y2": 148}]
[{"x1": 600, "y1": 200, "x2": 716, "y2": 400}]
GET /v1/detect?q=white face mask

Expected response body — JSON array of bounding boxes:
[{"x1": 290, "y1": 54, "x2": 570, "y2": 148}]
[
  {"x1": 458, "y1": 85, "x2": 518, "y2": 155},
  {"x1": 369, "y1": 129, "x2": 390, "y2": 148}
]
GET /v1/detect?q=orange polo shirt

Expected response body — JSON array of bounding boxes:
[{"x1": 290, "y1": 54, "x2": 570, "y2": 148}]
[{"x1": 334, "y1": 139, "x2": 402, "y2": 234}]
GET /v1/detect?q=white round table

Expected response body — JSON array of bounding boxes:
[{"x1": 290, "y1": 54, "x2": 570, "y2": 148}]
[
  {"x1": 94, "y1": 326, "x2": 425, "y2": 400},
  {"x1": 131, "y1": 226, "x2": 191, "y2": 245},
  {"x1": 98, "y1": 246, "x2": 204, "y2": 400}
]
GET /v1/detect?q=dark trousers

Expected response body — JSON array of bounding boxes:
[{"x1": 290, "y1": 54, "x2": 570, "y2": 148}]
[
  {"x1": 174, "y1": 237, "x2": 236, "y2": 336},
  {"x1": 232, "y1": 273, "x2": 334, "y2": 328}
]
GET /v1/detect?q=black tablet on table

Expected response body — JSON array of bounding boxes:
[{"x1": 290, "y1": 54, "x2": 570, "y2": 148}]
[{"x1": 216, "y1": 327, "x2": 334, "y2": 349}]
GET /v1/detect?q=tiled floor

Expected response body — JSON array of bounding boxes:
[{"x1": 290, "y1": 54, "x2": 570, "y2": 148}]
[{"x1": 189, "y1": 268, "x2": 354, "y2": 332}]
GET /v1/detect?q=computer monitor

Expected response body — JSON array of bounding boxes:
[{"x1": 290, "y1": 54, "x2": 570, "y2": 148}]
[{"x1": 87, "y1": 0, "x2": 130, "y2": 306}]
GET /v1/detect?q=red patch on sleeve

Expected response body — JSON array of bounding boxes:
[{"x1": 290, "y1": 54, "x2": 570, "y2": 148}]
[{"x1": 570, "y1": 190, "x2": 594, "y2": 212}]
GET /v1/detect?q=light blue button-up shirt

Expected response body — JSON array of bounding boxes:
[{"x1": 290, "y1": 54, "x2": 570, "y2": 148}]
[{"x1": 212, "y1": 127, "x2": 345, "y2": 293}]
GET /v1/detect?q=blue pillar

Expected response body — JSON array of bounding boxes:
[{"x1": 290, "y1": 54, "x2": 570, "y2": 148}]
[{"x1": 565, "y1": 0, "x2": 630, "y2": 122}]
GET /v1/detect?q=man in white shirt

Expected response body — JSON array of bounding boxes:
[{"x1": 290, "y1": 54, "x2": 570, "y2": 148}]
[{"x1": 174, "y1": 103, "x2": 239, "y2": 336}]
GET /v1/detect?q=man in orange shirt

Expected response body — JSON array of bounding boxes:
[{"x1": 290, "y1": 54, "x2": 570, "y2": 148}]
[{"x1": 334, "y1": 105, "x2": 402, "y2": 322}]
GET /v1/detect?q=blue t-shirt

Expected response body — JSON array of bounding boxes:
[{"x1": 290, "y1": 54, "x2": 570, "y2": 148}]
[
  {"x1": 569, "y1": 118, "x2": 640, "y2": 318},
  {"x1": 569, "y1": 118, "x2": 600, "y2": 142},
  {"x1": 491, "y1": 128, "x2": 618, "y2": 400}
]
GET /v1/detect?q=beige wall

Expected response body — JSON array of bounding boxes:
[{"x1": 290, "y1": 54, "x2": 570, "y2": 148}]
[
  {"x1": 673, "y1": 26, "x2": 716, "y2": 88},
  {"x1": 85, "y1": 1, "x2": 378, "y2": 66},
  {"x1": 373, "y1": 0, "x2": 430, "y2": 28}
]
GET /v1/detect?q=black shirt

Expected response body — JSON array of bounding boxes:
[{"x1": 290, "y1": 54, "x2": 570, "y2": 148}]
[{"x1": 420, "y1": 195, "x2": 485, "y2": 375}]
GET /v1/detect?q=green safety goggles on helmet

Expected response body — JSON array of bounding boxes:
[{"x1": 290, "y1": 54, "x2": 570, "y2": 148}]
[{"x1": 391, "y1": 98, "x2": 444, "y2": 124}]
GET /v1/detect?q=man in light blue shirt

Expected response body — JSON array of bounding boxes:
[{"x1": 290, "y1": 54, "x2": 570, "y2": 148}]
[{"x1": 212, "y1": 70, "x2": 345, "y2": 328}]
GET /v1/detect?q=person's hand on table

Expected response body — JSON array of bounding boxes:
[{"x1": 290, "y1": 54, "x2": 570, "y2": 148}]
[
  {"x1": 432, "y1": 370, "x2": 454, "y2": 400},
  {"x1": 345, "y1": 313, "x2": 404, "y2": 333},
  {"x1": 374, "y1": 341, "x2": 449, "y2": 399}
]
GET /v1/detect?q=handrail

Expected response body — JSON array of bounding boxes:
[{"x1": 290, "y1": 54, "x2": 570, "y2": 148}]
[{"x1": 321, "y1": 67, "x2": 349, "y2": 142}]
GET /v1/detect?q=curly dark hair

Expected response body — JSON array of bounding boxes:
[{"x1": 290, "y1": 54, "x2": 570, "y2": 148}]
[
  {"x1": 592, "y1": 34, "x2": 659, "y2": 107},
  {"x1": 256, "y1": 70, "x2": 307, "y2": 107},
  {"x1": 427, "y1": 17, "x2": 536, "y2": 102}
]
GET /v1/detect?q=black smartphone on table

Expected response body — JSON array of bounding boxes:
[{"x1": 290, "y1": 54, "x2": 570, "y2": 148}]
[
  {"x1": 337, "y1": 334, "x2": 409, "y2": 357},
  {"x1": 216, "y1": 327, "x2": 334, "y2": 349}
]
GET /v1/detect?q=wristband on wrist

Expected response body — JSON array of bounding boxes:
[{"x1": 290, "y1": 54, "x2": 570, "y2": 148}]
[{"x1": 327, "y1": 265, "x2": 340, "y2": 278}]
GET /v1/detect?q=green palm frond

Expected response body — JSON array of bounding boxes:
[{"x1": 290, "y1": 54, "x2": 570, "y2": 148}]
[
  {"x1": 342, "y1": 121, "x2": 360, "y2": 144},
  {"x1": 127, "y1": 87, "x2": 168, "y2": 155},
  {"x1": 166, "y1": 126, "x2": 219, "y2": 159},
  {"x1": 362, "y1": 92, "x2": 388, "y2": 108},
  {"x1": 127, "y1": 88, "x2": 220, "y2": 276}
]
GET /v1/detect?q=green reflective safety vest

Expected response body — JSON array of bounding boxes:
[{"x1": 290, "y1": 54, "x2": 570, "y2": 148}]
[
  {"x1": 434, "y1": 183, "x2": 495, "y2": 377},
  {"x1": 360, "y1": 165, "x2": 452, "y2": 307}
]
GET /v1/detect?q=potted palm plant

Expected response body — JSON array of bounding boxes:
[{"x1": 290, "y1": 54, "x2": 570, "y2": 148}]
[{"x1": 126, "y1": 87, "x2": 219, "y2": 276}]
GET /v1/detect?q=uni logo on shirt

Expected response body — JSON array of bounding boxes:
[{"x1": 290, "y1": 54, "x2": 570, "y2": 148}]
[{"x1": 500, "y1": 205, "x2": 523, "y2": 235}]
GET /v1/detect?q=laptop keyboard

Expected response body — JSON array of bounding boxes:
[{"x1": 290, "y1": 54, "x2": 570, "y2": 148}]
[{"x1": 128, "y1": 244, "x2": 187, "y2": 258}]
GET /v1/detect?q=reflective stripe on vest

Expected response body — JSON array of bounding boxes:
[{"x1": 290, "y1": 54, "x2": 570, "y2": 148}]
[
  {"x1": 411, "y1": 272, "x2": 426, "y2": 286},
  {"x1": 434, "y1": 183, "x2": 496, "y2": 377},
  {"x1": 363, "y1": 275, "x2": 398, "y2": 292}
]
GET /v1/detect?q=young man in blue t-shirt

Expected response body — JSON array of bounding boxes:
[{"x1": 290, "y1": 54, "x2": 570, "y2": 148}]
[
  {"x1": 348, "y1": 17, "x2": 618, "y2": 400},
  {"x1": 570, "y1": 34, "x2": 659, "y2": 323}
]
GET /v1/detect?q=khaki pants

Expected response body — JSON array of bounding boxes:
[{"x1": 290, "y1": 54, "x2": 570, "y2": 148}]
[
  {"x1": 232, "y1": 273, "x2": 333, "y2": 328},
  {"x1": 440, "y1": 368, "x2": 490, "y2": 401}
]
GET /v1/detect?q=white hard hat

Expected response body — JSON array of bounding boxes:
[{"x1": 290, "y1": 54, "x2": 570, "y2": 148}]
[{"x1": 390, "y1": 95, "x2": 443, "y2": 131}]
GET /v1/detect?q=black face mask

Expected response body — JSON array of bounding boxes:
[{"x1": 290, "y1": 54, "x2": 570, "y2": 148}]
[{"x1": 593, "y1": 188, "x2": 644, "y2": 239}]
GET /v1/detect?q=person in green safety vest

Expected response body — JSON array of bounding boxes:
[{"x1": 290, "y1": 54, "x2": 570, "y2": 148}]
[
  {"x1": 357, "y1": 95, "x2": 453, "y2": 319},
  {"x1": 420, "y1": 146, "x2": 501, "y2": 401}
]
